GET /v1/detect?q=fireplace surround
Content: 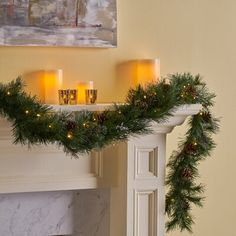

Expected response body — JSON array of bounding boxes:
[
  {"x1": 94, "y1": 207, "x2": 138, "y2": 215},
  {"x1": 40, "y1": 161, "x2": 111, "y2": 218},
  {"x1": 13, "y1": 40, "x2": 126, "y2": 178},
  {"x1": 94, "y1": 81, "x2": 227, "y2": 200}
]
[{"x1": 0, "y1": 104, "x2": 201, "y2": 236}]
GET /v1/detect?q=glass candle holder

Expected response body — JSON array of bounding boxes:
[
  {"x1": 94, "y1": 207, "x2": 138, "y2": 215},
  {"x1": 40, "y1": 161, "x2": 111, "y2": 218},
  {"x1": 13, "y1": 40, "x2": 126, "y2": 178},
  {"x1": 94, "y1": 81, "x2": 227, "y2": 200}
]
[
  {"x1": 58, "y1": 90, "x2": 69, "y2": 105},
  {"x1": 68, "y1": 90, "x2": 77, "y2": 105},
  {"x1": 59, "y1": 90, "x2": 78, "y2": 105},
  {"x1": 85, "y1": 89, "x2": 97, "y2": 104}
]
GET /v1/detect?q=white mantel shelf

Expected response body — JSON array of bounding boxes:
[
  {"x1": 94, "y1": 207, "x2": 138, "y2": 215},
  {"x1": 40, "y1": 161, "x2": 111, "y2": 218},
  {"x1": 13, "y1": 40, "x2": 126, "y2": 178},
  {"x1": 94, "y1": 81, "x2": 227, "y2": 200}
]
[
  {"x1": 0, "y1": 103, "x2": 202, "y2": 236},
  {"x1": 51, "y1": 103, "x2": 115, "y2": 112},
  {"x1": 51, "y1": 103, "x2": 202, "y2": 133},
  {"x1": 50, "y1": 103, "x2": 201, "y2": 114}
]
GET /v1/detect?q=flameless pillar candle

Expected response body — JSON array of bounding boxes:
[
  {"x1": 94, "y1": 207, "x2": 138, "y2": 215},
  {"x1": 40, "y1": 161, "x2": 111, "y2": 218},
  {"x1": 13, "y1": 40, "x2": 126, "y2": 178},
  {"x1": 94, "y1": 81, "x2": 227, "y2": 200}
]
[
  {"x1": 77, "y1": 81, "x2": 94, "y2": 104},
  {"x1": 135, "y1": 59, "x2": 160, "y2": 86},
  {"x1": 44, "y1": 69, "x2": 63, "y2": 104}
]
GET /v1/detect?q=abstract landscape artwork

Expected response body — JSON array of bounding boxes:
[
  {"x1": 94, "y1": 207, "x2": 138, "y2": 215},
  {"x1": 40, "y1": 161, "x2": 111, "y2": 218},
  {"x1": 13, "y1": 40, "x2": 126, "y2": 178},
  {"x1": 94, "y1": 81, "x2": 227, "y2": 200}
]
[{"x1": 0, "y1": 0, "x2": 117, "y2": 47}]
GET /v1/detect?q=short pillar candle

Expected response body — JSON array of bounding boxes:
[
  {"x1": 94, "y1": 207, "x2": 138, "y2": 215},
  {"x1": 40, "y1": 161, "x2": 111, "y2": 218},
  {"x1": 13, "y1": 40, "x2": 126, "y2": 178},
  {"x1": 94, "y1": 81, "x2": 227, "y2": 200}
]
[{"x1": 77, "y1": 81, "x2": 94, "y2": 104}]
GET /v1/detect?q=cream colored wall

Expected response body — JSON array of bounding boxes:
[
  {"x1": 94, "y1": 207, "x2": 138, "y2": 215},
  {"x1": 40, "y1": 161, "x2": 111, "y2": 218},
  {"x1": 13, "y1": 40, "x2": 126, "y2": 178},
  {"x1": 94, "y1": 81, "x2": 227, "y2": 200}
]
[{"x1": 0, "y1": 0, "x2": 235, "y2": 235}]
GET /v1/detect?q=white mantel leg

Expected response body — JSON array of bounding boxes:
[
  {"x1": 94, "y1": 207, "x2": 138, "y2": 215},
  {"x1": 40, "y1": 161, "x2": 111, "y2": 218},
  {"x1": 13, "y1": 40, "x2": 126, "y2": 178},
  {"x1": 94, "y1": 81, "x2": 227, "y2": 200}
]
[
  {"x1": 127, "y1": 134, "x2": 166, "y2": 236},
  {"x1": 102, "y1": 133, "x2": 166, "y2": 236}
]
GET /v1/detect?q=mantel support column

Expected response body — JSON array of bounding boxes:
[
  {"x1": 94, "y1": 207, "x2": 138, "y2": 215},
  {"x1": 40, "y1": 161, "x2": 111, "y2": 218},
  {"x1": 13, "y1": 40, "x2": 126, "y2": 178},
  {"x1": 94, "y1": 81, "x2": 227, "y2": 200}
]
[
  {"x1": 126, "y1": 134, "x2": 166, "y2": 236},
  {"x1": 103, "y1": 133, "x2": 166, "y2": 236}
]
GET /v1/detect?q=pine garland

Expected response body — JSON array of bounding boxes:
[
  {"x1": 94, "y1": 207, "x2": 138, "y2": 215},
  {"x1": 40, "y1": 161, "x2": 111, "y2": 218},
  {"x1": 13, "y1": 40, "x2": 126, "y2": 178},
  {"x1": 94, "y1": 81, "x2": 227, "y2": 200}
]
[{"x1": 0, "y1": 73, "x2": 219, "y2": 232}]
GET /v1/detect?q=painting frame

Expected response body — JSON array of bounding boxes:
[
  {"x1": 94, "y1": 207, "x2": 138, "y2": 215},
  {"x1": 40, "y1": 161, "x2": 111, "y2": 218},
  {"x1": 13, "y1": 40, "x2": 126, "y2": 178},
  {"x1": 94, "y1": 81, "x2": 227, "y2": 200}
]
[{"x1": 0, "y1": 0, "x2": 117, "y2": 48}]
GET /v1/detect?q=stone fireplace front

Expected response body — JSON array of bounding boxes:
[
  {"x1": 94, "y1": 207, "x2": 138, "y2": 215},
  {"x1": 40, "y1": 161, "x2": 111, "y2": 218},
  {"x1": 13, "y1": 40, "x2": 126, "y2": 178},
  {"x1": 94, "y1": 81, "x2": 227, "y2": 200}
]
[{"x1": 0, "y1": 189, "x2": 110, "y2": 236}]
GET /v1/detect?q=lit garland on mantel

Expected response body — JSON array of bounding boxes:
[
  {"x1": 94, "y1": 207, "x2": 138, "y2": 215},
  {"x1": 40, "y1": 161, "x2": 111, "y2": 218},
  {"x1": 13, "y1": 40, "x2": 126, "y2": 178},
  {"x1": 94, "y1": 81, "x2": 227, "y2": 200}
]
[{"x1": 0, "y1": 73, "x2": 219, "y2": 232}]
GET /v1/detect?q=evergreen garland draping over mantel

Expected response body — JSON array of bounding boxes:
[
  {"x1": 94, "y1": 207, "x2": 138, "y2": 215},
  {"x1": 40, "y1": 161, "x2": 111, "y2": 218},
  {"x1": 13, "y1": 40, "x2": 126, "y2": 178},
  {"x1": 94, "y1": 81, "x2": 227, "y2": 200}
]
[{"x1": 0, "y1": 73, "x2": 219, "y2": 233}]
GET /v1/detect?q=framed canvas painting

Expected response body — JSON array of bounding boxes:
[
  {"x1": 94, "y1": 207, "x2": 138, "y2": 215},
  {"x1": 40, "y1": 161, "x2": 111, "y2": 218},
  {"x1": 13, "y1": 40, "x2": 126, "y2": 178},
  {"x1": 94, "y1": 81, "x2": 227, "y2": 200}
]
[{"x1": 0, "y1": 0, "x2": 117, "y2": 47}]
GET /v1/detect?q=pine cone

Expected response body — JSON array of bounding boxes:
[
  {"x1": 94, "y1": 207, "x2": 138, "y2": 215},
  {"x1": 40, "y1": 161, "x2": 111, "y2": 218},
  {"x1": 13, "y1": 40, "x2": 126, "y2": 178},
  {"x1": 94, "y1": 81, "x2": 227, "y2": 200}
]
[
  {"x1": 202, "y1": 112, "x2": 211, "y2": 122},
  {"x1": 66, "y1": 121, "x2": 77, "y2": 131},
  {"x1": 182, "y1": 200, "x2": 190, "y2": 210},
  {"x1": 95, "y1": 112, "x2": 108, "y2": 124},
  {"x1": 185, "y1": 143, "x2": 198, "y2": 154},
  {"x1": 182, "y1": 168, "x2": 193, "y2": 179}
]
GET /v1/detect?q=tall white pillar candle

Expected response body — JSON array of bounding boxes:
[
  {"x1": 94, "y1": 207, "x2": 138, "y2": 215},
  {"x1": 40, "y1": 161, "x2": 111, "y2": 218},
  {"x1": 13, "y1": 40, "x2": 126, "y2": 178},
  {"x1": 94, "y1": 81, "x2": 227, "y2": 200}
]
[{"x1": 135, "y1": 59, "x2": 160, "y2": 86}]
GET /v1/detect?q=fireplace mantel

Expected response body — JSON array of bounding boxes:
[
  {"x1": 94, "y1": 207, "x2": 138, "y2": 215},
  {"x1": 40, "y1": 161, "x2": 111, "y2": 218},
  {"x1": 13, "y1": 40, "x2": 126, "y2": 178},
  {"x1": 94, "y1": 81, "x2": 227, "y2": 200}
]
[
  {"x1": 0, "y1": 103, "x2": 201, "y2": 236},
  {"x1": 0, "y1": 104, "x2": 201, "y2": 194}
]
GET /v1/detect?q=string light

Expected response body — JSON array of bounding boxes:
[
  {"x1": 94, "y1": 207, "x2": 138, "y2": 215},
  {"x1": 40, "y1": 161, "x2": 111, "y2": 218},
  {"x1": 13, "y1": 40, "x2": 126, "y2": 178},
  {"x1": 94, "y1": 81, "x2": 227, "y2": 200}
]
[
  {"x1": 164, "y1": 78, "x2": 171, "y2": 85},
  {"x1": 25, "y1": 110, "x2": 29, "y2": 114},
  {"x1": 82, "y1": 122, "x2": 89, "y2": 128},
  {"x1": 143, "y1": 95, "x2": 147, "y2": 99},
  {"x1": 36, "y1": 114, "x2": 41, "y2": 117},
  {"x1": 67, "y1": 133, "x2": 73, "y2": 139},
  {"x1": 7, "y1": 91, "x2": 11, "y2": 95},
  {"x1": 48, "y1": 124, "x2": 52, "y2": 128}
]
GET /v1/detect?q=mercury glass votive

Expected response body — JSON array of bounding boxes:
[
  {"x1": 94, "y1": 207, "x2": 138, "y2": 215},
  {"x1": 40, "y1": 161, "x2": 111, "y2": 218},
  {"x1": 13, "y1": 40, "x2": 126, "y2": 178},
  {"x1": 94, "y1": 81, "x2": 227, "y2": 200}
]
[
  {"x1": 85, "y1": 89, "x2": 97, "y2": 104},
  {"x1": 58, "y1": 90, "x2": 69, "y2": 105},
  {"x1": 68, "y1": 90, "x2": 77, "y2": 105}
]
